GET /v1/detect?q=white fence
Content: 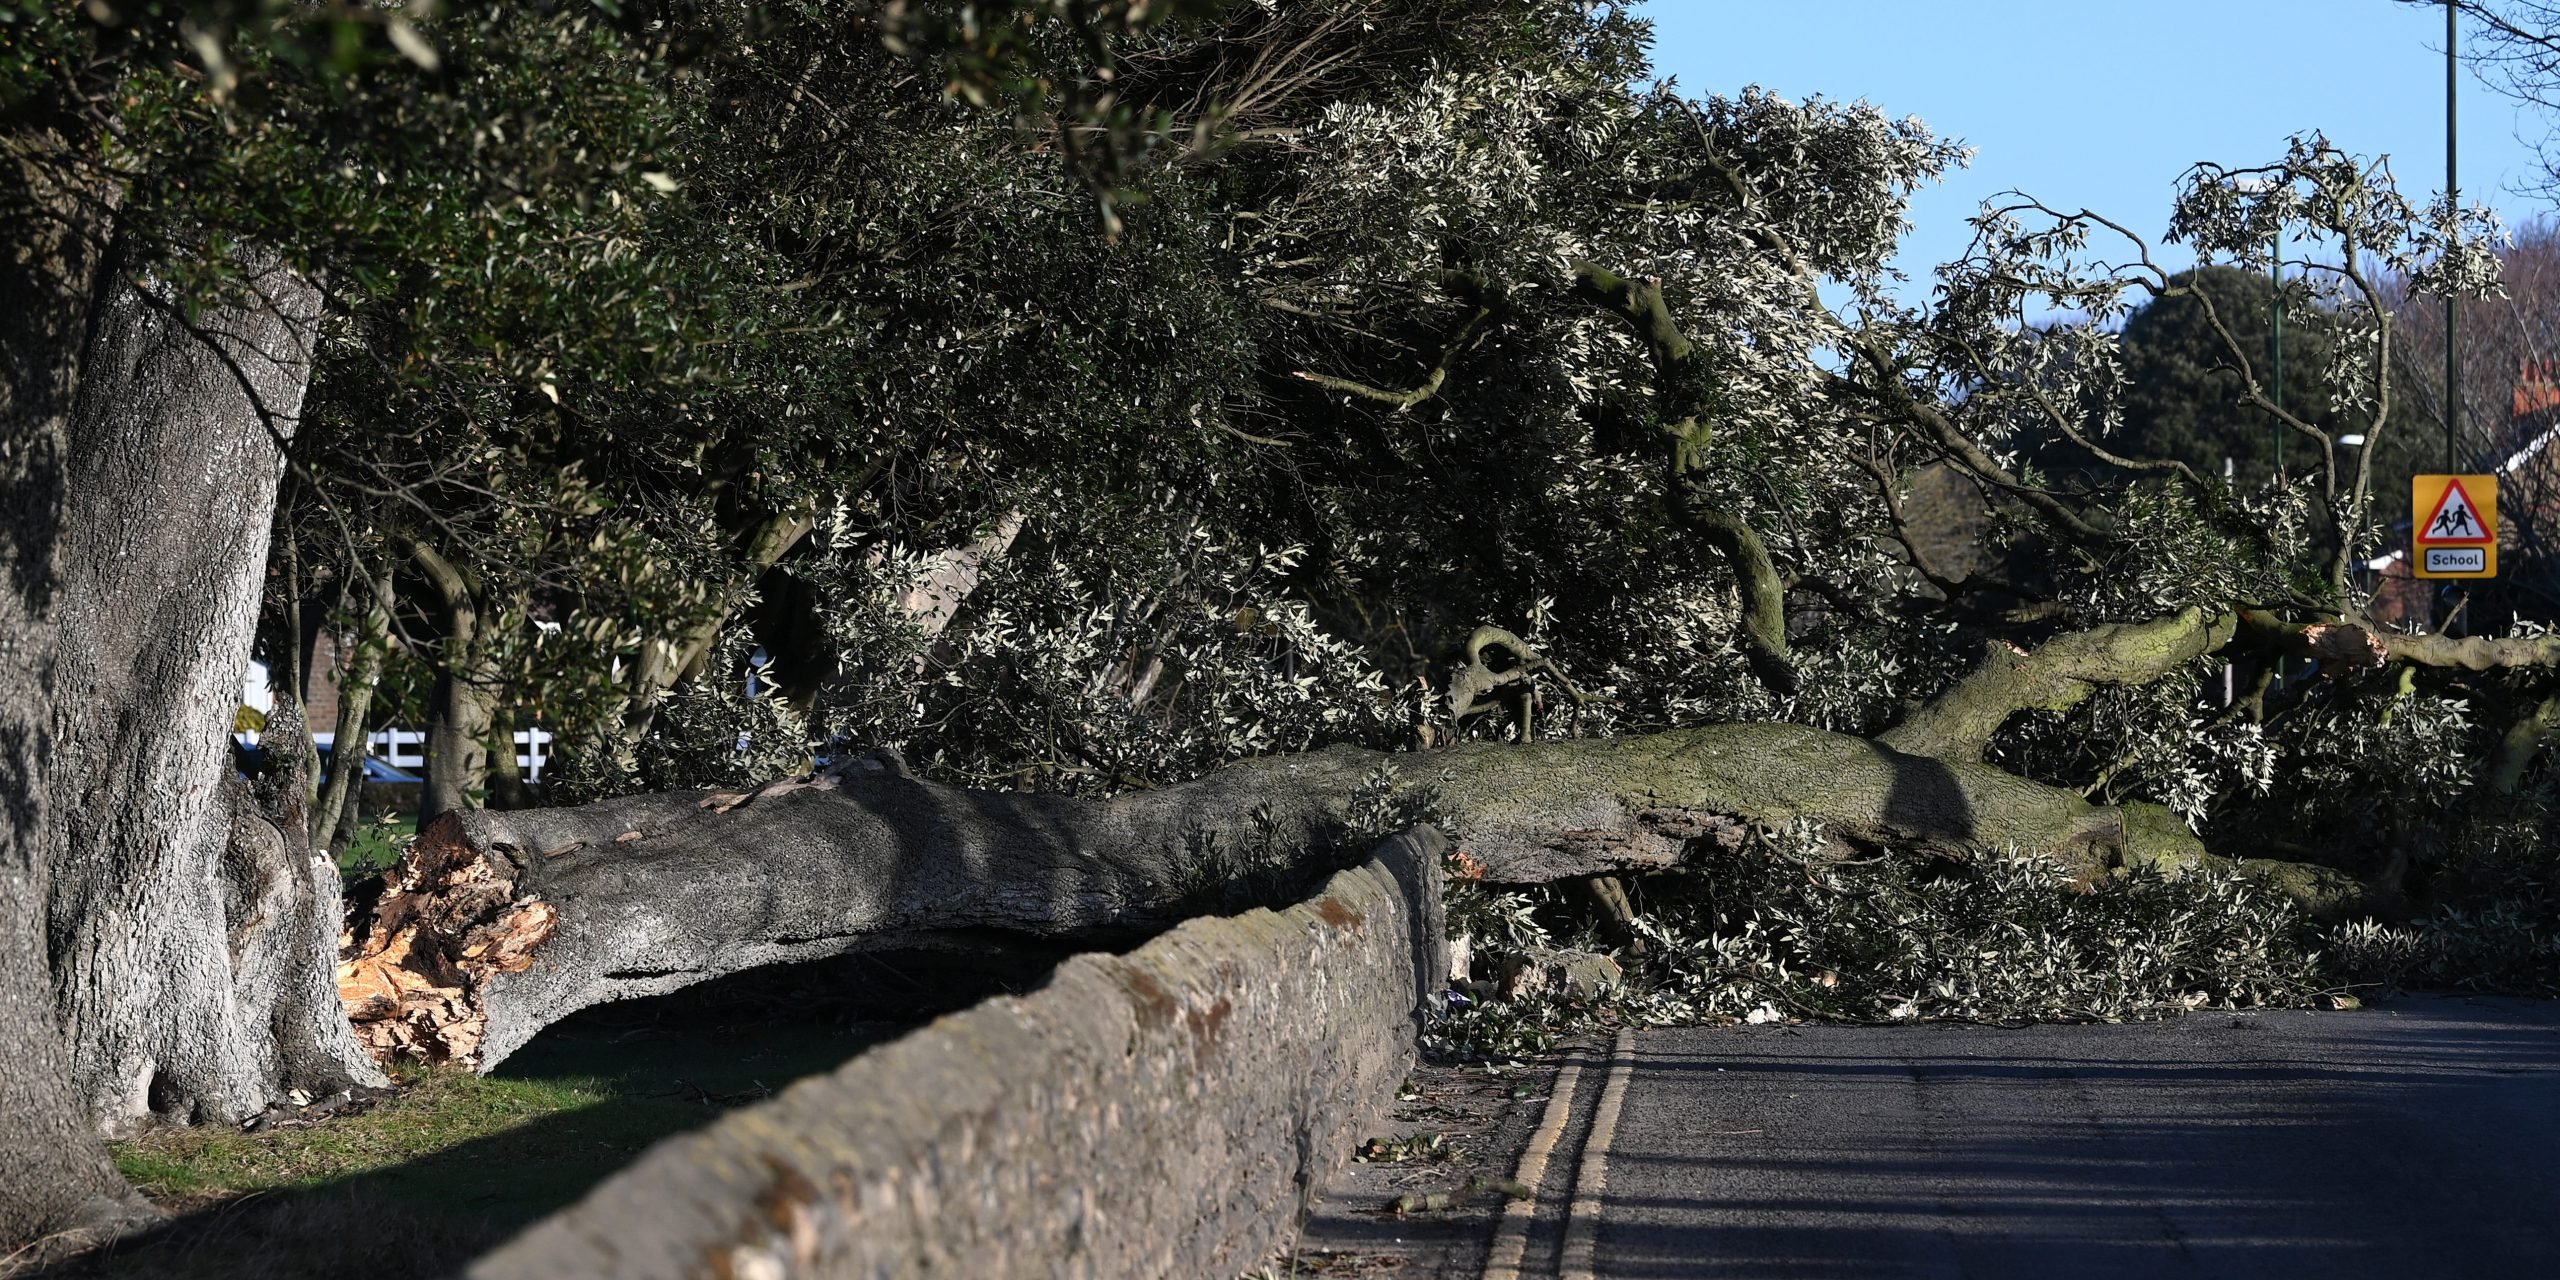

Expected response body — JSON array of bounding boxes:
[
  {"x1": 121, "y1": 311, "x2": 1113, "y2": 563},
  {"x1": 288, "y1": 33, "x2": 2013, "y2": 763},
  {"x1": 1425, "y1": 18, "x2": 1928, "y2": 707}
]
[
  {"x1": 238, "y1": 663, "x2": 555, "y2": 783},
  {"x1": 299, "y1": 728, "x2": 555, "y2": 783}
]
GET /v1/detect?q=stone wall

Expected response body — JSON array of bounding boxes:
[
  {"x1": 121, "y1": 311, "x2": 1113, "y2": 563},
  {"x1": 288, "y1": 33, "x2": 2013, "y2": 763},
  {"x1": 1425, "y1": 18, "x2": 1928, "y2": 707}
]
[{"x1": 466, "y1": 826, "x2": 1448, "y2": 1280}]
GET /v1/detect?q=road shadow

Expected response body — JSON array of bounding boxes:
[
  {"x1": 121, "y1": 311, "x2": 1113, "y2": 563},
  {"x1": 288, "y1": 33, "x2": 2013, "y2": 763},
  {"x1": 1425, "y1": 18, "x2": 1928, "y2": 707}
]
[{"x1": 1600, "y1": 1000, "x2": 2560, "y2": 1279}]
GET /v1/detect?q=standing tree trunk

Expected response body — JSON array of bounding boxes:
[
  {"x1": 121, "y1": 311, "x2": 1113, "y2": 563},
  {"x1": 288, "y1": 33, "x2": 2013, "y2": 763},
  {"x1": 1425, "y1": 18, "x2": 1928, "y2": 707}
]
[
  {"x1": 45, "y1": 256, "x2": 384, "y2": 1137},
  {"x1": 0, "y1": 107, "x2": 162, "y2": 1248},
  {"x1": 312, "y1": 567, "x2": 394, "y2": 856},
  {"x1": 407, "y1": 539, "x2": 494, "y2": 824},
  {"x1": 486, "y1": 704, "x2": 539, "y2": 811}
]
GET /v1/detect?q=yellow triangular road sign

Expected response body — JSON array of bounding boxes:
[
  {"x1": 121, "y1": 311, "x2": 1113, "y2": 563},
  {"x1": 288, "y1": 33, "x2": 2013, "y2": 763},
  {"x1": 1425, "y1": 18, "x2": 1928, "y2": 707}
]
[{"x1": 2413, "y1": 474, "x2": 2498, "y2": 578}]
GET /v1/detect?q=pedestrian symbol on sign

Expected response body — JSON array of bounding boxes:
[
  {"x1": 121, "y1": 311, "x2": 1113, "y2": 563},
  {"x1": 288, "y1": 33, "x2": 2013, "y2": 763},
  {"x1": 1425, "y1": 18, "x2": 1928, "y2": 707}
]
[
  {"x1": 2432, "y1": 498, "x2": 2477, "y2": 539},
  {"x1": 2421, "y1": 479, "x2": 2490, "y2": 543}
]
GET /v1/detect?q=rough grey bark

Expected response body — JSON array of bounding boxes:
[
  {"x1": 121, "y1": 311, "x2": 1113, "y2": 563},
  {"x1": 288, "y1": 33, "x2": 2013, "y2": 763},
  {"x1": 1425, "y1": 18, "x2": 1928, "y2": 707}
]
[
  {"x1": 407, "y1": 539, "x2": 494, "y2": 824},
  {"x1": 311, "y1": 568, "x2": 392, "y2": 854},
  {"x1": 0, "y1": 113, "x2": 162, "y2": 1247},
  {"x1": 420, "y1": 673, "x2": 493, "y2": 822},
  {"x1": 339, "y1": 723, "x2": 2345, "y2": 1075},
  {"x1": 46, "y1": 257, "x2": 384, "y2": 1137}
]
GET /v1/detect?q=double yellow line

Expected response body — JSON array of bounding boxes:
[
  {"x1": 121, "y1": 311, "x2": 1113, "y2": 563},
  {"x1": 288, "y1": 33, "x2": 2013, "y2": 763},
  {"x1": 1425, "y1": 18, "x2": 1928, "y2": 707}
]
[{"x1": 1482, "y1": 1029, "x2": 1638, "y2": 1280}]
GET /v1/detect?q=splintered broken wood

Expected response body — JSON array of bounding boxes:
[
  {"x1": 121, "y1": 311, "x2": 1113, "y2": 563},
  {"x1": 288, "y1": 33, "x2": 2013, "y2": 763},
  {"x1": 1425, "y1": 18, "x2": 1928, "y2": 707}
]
[
  {"x1": 334, "y1": 724, "x2": 2240, "y2": 1073},
  {"x1": 337, "y1": 826, "x2": 558, "y2": 1064}
]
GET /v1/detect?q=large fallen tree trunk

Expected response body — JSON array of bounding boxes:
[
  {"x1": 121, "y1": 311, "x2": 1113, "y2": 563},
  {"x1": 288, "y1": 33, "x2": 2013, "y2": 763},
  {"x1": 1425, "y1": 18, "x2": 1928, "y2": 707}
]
[{"x1": 339, "y1": 723, "x2": 2363, "y2": 1073}]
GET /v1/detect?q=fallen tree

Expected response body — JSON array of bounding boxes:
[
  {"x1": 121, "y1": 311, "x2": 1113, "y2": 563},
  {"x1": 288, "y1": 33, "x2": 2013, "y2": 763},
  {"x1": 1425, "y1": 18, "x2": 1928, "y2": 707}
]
[
  {"x1": 337, "y1": 721, "x2": 2360, "y2": 1073},
  {"x1": 328, "y1": 54, "x2": 2533, "y2": 1094}
]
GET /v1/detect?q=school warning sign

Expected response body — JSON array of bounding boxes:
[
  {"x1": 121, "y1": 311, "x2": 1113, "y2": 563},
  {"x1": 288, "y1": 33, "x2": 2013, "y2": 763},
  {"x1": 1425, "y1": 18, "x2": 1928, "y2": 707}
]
[{"x1": 2413, "y1": 473, "x2": 2499, "y2": 579}]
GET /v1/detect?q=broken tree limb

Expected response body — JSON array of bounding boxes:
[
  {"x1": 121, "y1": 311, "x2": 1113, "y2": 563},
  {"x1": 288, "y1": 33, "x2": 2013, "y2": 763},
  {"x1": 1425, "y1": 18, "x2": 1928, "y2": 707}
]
[
  {"x1": 1672, "y1": 496, "x2": 1800, "y2": 693},
  {"x1": 1880, "y1": 607, "x2": 2236, "y2": 762},
  {"x1": 338, "y1": 722, "x2": 2349, "y2": 1074},
  {"x1": 1445, "y1": 625, "x2": 1592, "y2": 727},
  {"x1": 2238, "y1": 609, "x2": 2560, "y2": 672}
]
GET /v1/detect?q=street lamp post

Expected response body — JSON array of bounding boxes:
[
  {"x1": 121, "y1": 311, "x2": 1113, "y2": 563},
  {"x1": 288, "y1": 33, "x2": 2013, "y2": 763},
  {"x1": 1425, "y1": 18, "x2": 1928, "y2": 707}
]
[
  {"x1": 2272, "y1": 226, "x2": 2284, "y2": 477},
  {"x1": 2444, "y1": 0, "x2": 2465, "y2": 636},
  {"x1": 2447, "y1": 0, "x2": 2461, "y2": 476},
  {"x1": 2231, "y1": 175, "x2": 2287, "y2": 483}
]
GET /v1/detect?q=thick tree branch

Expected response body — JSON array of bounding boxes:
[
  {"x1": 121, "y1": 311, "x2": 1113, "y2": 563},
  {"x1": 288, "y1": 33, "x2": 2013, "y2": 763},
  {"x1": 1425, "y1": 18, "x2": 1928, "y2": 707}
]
[
  {"x1": 886, "y1": 510, "x2": 1025, "y2": 645},
  {"x1": 2491, "y1": 694, "x2": 2560, "y2": 794},
  {"x1": 1571, "y1": 260, "x2": 1798, "y2": 692},
  {"x1": 341, "y1": 723, "x2": 2284, "y2": 1073},
  {"x1": 398, "y1": 534, "x2": 475, "y2": 617},
  {"x1": 2371, "y1": 630, "x2": 2560, "y2": 670},
  {"x1": 396, "y1": 534, "x2": 497, "y2": 820},
  {"x1": 2238, "y1": 610, "x2": 2560, "y2": 672},
  {"x1": 622, "y1": 504, "x2": 820, "y2": 746},
  {"x1": 1881, "y1": 607, "x2": 2236, "y2": 761},
  {"x1": 1672, "y1": 495, "x2": 1800, "y2": 694},
  {"x1": 1572, "y1": 263, "x2": 1695, "y2": 368},
  {"x1": 673, "y1": 507, "x2": 820, "y2": 686}
]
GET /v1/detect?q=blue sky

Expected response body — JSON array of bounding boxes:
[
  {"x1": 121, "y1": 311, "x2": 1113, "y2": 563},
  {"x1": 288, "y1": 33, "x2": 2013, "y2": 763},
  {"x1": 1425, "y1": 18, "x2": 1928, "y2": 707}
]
[{"x1": 1641, "y1": 0, "x2": 2548, "y2": 300}]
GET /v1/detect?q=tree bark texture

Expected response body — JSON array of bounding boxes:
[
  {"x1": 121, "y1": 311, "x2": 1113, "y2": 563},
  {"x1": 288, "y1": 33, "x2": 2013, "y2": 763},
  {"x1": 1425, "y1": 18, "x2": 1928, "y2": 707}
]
[
  {"x1": 1881, "y1": 608, "x2": 2238, "y2": 761},
  {"x1": 485, "y1": 704, "x2": 538, "y2": 811},
  {"x1": 408, "y1": 539, "x2": 495, "y2": 824},
  {"x1": 0, "y1": 114, "x2": 162, "y2": 1246},
  {"x1": 336, "y1": 722, "x2": 2354, "y2": 1075},
  {"x1": 46, "y1": 258, "x2": 384, "y2": 1137},
  {"x1": 311, "y1": 568, "x2": 392, "y2": 854}
]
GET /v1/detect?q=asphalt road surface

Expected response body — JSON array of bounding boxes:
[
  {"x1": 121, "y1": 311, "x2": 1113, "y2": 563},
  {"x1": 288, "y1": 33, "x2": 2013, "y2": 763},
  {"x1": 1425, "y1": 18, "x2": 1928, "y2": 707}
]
[{"x1": 1584, "y1": 999, "x2": 2560, "y2": 1278}]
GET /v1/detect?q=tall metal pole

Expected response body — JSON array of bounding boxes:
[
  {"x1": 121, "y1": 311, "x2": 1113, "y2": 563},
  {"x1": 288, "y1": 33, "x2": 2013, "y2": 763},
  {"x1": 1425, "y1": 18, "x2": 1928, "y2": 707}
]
[
  {"x1": 2448, "y1": 0, "x2": 2461, "y2": 474},
  {"x1": 2443, "y1": 0, "x2": 2465, "y2": 638},
  {"x1": 2270, "y1": 226, "x2": 2288, "y2": 682},
  {"x1": 2271, "y1": 226, "x2": 2284, "y2": 477}
]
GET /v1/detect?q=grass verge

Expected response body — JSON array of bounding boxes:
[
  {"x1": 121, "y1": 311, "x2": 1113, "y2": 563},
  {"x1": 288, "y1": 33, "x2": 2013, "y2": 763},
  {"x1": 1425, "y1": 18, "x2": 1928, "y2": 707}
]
[{"x1": 57, "y1": 1020, "x2": 895, "y2": 1279}]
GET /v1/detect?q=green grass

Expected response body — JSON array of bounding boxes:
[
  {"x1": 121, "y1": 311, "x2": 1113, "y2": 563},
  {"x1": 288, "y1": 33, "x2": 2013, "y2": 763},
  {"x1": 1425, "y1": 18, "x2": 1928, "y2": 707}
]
[
  {"x1": 114, "y1": 1066, "x2": 602, "y2": 1208},
  {"x1": 64, "y1": 1020, "x2": 898, "y2": 1278},
  {"x1": 113, "y1": 1022, "x2": 885, "y2": 1218}
]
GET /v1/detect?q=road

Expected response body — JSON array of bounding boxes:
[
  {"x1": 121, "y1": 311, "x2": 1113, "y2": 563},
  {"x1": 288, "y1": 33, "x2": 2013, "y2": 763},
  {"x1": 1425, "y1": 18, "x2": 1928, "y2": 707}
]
[{"x1": 1510, "y1": 998, "x2": 2560, "y2": 1279}]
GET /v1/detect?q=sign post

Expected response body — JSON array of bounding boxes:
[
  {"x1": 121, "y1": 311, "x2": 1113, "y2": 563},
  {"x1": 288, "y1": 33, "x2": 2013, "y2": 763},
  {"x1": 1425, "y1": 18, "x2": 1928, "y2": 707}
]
[{"x1": 2413, "y1": 473, "x2": 2499, "y2": 579}]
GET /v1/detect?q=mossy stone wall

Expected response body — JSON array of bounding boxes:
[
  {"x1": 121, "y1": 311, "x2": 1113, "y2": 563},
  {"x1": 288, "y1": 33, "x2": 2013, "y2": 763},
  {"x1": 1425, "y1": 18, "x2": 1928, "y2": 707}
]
[{"x1": 467, "y1": 828, "x2": 1448, "y2": 1280}]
